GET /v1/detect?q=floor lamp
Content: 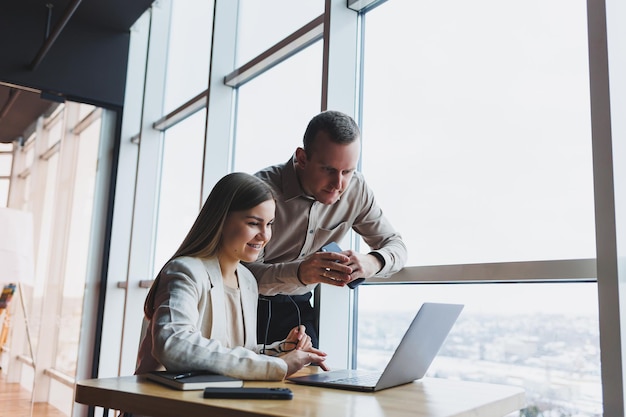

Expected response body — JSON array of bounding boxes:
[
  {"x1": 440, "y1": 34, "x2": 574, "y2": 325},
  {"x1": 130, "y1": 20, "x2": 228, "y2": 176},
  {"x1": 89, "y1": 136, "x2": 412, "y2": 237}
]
[{"x1": 0, "y1": 207, "x2": 36, "y2": 369}]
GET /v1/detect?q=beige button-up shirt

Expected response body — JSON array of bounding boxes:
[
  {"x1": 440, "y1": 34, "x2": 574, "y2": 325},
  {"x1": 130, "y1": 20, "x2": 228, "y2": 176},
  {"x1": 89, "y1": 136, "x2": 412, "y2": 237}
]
[{"x1": 247, "y1": 156, "x2": 407, "y2": 296}]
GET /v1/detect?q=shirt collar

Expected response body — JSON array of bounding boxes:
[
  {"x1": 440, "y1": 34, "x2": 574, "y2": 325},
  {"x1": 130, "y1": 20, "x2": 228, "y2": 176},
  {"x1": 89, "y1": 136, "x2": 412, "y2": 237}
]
[{"x1": 282, "y1": 154, "x2": 314, "y2": 202}]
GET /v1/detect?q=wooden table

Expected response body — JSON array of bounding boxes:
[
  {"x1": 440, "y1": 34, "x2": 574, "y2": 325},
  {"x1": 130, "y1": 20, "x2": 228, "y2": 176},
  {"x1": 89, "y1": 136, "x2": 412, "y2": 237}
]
[{"x1": 75, "y1": 369, "x2": 525, "y2": 417}]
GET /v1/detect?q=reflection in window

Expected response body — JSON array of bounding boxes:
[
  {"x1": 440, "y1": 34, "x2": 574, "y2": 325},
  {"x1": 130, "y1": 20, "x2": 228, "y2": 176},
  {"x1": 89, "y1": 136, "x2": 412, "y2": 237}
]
[
  {"x1": 236, "y1": 0, "x2": 324, "y2": 67},
  {"x1": 360, "y1": 0, "x2": 594, "y2": 266},
  {"x1": 357, "y1": 282, "x2": 601, "y2": 416},
  {"x1": 153, "y1": 109, "x2": 205, "y2": 275},
  {"x1": 56, "y1": 118, "x2": 102, "y2": 376},
  {"x1": 233, "y1": 42, "x2": 323, "y2": 174}
]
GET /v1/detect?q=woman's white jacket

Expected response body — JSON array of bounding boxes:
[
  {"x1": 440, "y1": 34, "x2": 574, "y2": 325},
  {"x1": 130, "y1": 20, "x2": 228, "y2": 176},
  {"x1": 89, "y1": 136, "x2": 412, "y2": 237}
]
[{"x1": 135, "y1": 256, "x2": 288, "y2": 380}]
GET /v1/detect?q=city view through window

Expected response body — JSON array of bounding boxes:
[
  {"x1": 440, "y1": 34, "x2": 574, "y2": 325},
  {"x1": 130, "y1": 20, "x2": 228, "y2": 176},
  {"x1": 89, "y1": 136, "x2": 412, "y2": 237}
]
[{"x1": 357, "y1": 283, "x2": 601, "y2": 416}]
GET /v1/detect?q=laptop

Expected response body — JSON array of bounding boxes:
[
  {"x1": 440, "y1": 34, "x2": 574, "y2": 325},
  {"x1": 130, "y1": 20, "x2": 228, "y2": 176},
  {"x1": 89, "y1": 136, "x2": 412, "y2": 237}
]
[{"x1": 287, "y1": 302, "x2": 464, "y2": 392}]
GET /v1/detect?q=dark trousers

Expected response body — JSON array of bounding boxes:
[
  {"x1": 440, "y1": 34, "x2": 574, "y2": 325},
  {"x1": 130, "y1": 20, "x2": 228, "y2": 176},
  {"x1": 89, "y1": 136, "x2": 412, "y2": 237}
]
[{"x1": 257, "y1": 293, "x2": 319, "y2": 348}]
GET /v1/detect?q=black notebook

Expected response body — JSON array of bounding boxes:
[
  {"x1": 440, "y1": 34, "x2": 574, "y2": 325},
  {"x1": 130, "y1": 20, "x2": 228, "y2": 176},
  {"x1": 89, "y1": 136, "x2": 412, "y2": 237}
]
[{"x1": 146, "y1": 370, "x2": 243, "y2": 391}]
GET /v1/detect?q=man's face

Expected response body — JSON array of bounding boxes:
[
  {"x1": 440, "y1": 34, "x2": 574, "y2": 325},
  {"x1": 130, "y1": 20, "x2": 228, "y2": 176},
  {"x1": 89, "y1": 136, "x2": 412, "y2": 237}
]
[{"x1": 295, "y1": 131, "x2": 360, "y2": 205}]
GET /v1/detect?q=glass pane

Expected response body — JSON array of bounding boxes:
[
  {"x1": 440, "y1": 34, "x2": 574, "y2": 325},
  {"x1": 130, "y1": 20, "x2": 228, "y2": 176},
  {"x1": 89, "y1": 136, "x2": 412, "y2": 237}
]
[
  {"x1": 30, "y1": 151, "x2": 59, "y2": 358},
  {"x1": 78, "y1": 103, "x2": 96, "y2": 121},
  {"x1": 125, "y1": 10, "x2": 151, "y2": 137},
  {"x1": 21, "y1": 175, "x2": 31, "y2": 211},
  {"x1": 0, "y1": 154, "x2": 12, "y2": 176},
  {"x1": 153, "y1": 110, "x2": 205, "y2": 275},
  {"x1": 56, "y1": 118, "x2": 102, "y2": 376},
  {"x1": 48, "y1": 117, "x2": 63, "y2": 146},
  {"x1": 24, "y1": 143, "x2": 34, "y2": 168},
  {"x1": 0, "y1": 179, "x2": 7, "y2": 207},
  {"x1": 357, "y1": 282, "x2": 601, "y2": 416},
  {"x1": 236, "y1": 0, "x2": 324, "y2": 66},
  {"x1": 360, "y1": 0, "x2": 594, "y2": 265},
  {"x1": 163, "y1": 0, "x2": 213, "y2": 113},
  {"x1": 233, "y1": 42, "x2": 323, "y2": 174}
]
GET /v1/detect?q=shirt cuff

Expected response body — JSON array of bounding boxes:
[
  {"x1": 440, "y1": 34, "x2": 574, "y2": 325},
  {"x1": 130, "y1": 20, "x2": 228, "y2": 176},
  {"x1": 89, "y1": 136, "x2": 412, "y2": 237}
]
[{"x1": 368, "y1": 251, "x2": 386, "y2": 274}]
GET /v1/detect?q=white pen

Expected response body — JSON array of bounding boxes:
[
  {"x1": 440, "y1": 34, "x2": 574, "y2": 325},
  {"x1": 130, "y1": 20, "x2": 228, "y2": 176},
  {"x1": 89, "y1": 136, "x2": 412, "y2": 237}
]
[{"x1": 172, "y1": 371, "x2": 203, "y2": 380}]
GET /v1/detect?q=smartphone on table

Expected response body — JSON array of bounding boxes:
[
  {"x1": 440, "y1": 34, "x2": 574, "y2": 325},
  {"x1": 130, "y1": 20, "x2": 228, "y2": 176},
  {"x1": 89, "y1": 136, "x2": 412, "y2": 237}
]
[{"x1": 203, "y1": 387, "x2": 293, "y2": 399}]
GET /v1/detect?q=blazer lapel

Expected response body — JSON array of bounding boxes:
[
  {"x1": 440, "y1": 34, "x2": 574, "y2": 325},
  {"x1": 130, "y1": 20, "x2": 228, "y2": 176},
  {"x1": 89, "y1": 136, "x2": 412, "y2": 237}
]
[
  {"x1": 238, "y1": 265, "x2": 260, "y2": 347},
  {"x1": 201, "y1": 257, "x2": 228, "y2": 342}
]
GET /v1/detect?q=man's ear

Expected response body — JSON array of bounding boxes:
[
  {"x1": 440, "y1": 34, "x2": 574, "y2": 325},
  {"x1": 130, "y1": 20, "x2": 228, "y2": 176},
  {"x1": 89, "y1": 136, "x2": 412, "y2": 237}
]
[{"x1": 295, "y1": 147, "x2": 308, "y2": 168}]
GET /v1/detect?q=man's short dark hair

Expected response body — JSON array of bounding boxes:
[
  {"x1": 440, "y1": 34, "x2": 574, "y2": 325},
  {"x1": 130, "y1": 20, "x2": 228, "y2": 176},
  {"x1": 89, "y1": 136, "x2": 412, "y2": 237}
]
[{"x1": 303, "y1": 110, "x2": 360, "y2": 156}]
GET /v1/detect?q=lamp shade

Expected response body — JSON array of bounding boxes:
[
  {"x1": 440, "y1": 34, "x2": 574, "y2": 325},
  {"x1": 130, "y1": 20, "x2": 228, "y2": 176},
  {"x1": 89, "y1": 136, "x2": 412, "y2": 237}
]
[{"x1": 0, "y1": 207, "x2": 35, "y2": 285}]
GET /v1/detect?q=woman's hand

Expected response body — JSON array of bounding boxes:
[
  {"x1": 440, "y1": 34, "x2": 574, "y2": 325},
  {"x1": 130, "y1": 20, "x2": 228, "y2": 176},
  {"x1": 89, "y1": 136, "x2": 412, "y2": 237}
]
[
  {"x1": 280, "y1": 325, "x2": 330, "y2": 374},
  {"x1": 281, "y1": 348, "x2": 329, "y2": 377},
  {"x1": 283, "y1": 325, "x2": 310, "y2": 351}
]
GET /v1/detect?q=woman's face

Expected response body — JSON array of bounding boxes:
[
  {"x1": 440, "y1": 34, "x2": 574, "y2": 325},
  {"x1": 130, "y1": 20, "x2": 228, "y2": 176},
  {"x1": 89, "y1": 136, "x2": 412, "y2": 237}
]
[{"x1": 220, "y1": 198, "x2": 275, "y2": 264}]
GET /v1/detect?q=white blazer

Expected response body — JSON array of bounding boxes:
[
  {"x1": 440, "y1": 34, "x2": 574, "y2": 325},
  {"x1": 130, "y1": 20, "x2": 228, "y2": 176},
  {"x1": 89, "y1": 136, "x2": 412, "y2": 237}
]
[{"x1": 135, "y1": 256, "x2": 287, "y2": 380}]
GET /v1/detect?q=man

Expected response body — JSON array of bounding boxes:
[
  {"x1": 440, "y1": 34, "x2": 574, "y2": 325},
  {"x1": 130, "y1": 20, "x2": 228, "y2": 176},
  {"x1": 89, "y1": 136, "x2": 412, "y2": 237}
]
[{"x1": 246, "y1": 110, "x2": 407, "y2": 348}]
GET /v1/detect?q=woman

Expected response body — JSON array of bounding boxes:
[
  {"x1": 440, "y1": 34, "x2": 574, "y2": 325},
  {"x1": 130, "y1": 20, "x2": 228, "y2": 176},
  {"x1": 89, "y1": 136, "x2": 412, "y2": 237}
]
[{"x1": 135, "y1": 172, "x2": 327, "y2": 380}]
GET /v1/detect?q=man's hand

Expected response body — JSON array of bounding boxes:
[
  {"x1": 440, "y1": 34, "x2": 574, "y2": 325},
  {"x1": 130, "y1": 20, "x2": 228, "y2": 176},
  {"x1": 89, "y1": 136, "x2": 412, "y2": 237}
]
[
  {"x1": 343, "y1": 251, "x2": 383, "y2": 283},
  {"x1": 296, "y1": 250, "x2": 384, "y2": 287},
  {"x1": 296, "y1": 251, "x2": 352, "y2": 286}
]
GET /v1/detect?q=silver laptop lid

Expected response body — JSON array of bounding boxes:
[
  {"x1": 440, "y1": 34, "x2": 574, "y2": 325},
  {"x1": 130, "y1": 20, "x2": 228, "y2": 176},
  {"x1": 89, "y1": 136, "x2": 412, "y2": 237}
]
[{"x1": 375, "y1": 302, "x2": 464, "y2": 390}]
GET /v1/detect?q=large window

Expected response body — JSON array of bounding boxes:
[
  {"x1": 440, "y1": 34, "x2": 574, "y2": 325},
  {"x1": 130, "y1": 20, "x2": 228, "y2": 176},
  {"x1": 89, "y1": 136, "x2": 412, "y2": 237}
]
[
  {"x1": 153, "y1": 109, "x2": 206, "y2": 274},
  {"x1": 34, "y1": 150, "x2": 58, "y2": 351},
  {"x1": 32, "y1": 130, "x2": 60, "y2": 364},
  {"x1": 355, "y1": 1, "x2": 598, "y2": 415},
  {"x1": 2, "y1": 100, "x2": 115, "y2": 416},
  {"x1": 162, "y1": 0, "x2": 213, "y2": 114},
  {"x1": 235, "y1": 0, "x2": 324, "y2": 67},
  {"x1": 55, "y1": 113, "x2": 102, "y2": 376},
  {"x1": 360, "y1": 0, "x2": 594, "y2": 266},
  {"x1": 233, "y1": 42, "x2": 323, "y2": 173}
]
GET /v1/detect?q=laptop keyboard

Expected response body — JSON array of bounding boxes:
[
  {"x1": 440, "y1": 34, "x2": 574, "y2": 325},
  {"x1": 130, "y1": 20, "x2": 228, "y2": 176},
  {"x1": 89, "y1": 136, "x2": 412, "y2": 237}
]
[{"x1": 331, "y1": 372, "x2": 381, "y2": 386}]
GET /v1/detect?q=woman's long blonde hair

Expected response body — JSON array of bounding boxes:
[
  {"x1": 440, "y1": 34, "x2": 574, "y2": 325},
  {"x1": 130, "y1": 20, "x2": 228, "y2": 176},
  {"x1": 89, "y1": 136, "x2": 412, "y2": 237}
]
[{"x1": 143, "y1": 172, "x2": 274, "y2": 319}]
